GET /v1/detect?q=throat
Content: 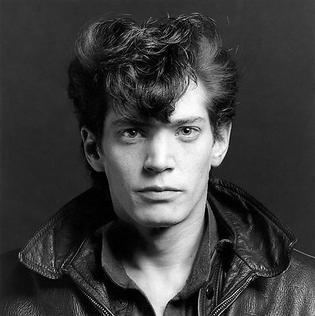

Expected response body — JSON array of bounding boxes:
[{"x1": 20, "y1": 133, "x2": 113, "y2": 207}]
[
  {"x1": 124, "y1": 263, "x2": 192, "y2": 316},
  {"x1": 104, "y1": 209, "x2": 208, "y2": 315},
  {"x1": 120, "y1": 216, "x2": 206, "y2": 315}
]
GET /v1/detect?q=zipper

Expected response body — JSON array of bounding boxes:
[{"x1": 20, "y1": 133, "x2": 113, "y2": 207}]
[
  {"x1": 210, "y1": 273, "x2": 255, "y2": 316},
  {"x1": 64, "y1": 260, "x2": 116, "y2": 316},
  {"x1": 66, "y1": 267, "x2": 116, "y2": 316},
  {"x1": 79, "y1": 286, "x2": 116, "y2": 316},
  {"x1": 197, "y1": 286, "x2": 203, "y2": 316}
]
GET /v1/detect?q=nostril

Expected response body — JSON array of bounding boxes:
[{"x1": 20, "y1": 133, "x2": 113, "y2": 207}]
[
  {"x1": 143, "y1": 163, "x2": 169, "y2": 174},
  {"x1": 143, "y1": 136, "x2": 175, "y2": 172}
]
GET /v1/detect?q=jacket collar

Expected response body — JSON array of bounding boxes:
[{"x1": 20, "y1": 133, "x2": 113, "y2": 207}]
[
  {"x1": 208, "y1": 179, "x2": 296, "y2": 277},
  {"x1": 19, "y1": 187, "x2": 116, "y2": 279},
  {"x1": 19, "y1": 179, "x2": 296, "y2": 279}
]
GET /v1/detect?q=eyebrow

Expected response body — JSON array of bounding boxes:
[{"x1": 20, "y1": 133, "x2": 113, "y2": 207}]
[
  {"x1": 169, "y1": 117, "x2": 205, "y2": 127},
  {"x1": 111, "y1": 118, "x2": 151, "y2": 128},
  {"x1": 111, "y1": 116, "x2": 205, "y2": 128}
]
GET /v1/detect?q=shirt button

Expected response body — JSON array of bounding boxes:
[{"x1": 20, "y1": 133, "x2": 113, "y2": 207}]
[{"x1": 206, "y1": 286, "x2": 214, "y2": 299}]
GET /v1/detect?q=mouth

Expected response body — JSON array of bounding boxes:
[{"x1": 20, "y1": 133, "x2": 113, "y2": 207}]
[
  {"x1": 138, "y1": 186, "x2": 181, "y2": 193},
  {"x1": 136, "y1": 186, "x2": 182, "y2": 202}
]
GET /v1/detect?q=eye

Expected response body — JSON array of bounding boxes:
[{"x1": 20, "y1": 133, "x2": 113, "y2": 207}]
[
  {"x1": 121, "y1": 128, "x2": 140, "y2": 138},
  {"x1": 176, "y1": 126, "x2": 200, "y2": 140},
  {"x1": 180, "y1": 127, "x2": 194, "y2": 135},
  {"x1": 118, "y1": 128, "x2": 145, "y2": 143}
]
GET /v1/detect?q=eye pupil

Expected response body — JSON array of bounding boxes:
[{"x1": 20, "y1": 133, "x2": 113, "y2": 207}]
[{"x1": 183, "y1": 127, "x2": 191, "y2": 134}]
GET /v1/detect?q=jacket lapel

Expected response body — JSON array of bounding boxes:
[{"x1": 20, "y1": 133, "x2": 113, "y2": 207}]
[{"x1": 19, "y1": 187, "x2": 116, "y2": 279}]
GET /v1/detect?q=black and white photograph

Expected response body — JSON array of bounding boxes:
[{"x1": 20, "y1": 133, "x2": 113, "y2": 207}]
[{"x1": 1, "y1": 0, "x2": 315, "y2": 315}]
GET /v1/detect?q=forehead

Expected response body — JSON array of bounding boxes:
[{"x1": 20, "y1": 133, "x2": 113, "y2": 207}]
[
  {"x1": 105, "y1": 80, "x2": 210, "y2": 127},
  {"x1": 171, "y1": 80, "x2": 209, "y2": 120}
]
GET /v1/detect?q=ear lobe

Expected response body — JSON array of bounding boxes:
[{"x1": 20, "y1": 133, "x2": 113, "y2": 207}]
[
  {"x1": 81, "y1": 127, "x2": 104, "y2": 172},
  {"x1": 211, "y1": 124, "x2": 232, "y2": 167}
]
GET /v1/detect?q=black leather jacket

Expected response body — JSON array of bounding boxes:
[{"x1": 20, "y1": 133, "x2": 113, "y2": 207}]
[{"x1": 1, "y1": 179, "x2": 315, "y2": 315}]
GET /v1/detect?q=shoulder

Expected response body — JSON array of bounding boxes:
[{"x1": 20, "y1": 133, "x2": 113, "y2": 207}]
[
  {"x1": 0, "y1": 249, "x2": 41, "y2": 315},
  {"x1": 269, "y1": 248, "x2": 315, "y2": 306},
  {"x1": 0, "y1": 250, "x2": 81, "y2": 315},
  {"x1": 0, "y1": 249, "x2": 27, "y2": 293},
  {"x1": 274, "y1": 249, "x2": 315, "y2": 312},
  {"x1": 0, "y1": 248, "x2": 50, "y2": 291},
  {"x1": 288, "y1": 248, "x2": 315, "y2": 284}
]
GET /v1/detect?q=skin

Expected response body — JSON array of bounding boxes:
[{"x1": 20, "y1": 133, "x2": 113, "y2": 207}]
[
  {"x1": 84, "y1": 80, "x2": 230, "y2": 230},
  {"x1": 82, "y1": 80, "x2": 231, "y2": 315}
]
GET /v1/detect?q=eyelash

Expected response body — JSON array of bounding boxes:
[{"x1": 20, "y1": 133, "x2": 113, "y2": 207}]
[
  {"x1": 176, "y1": 126, "x2": 200, "y2": 137},
  {"x1": 120, "y1": 128, "x2": 143, "y2": 138},
  {"x1": 118, "y1": 126, "x2": 201, "y2": 142}
]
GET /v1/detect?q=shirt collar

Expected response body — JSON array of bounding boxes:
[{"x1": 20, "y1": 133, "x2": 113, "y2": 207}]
[{"x1": 176, "y1": 203, "x2": 218, "y2": 299}]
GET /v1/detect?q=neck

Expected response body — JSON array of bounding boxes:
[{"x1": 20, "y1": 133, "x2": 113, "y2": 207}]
[
  {"x1": 109, "y1": 201, "x2": 208, "y2": 315},
  {"x1": 114, "y1": 204, "x2": 207, "y2": 273},
  {"x1": 138, "y1": 214, "x2": 205, "y2": 269}
]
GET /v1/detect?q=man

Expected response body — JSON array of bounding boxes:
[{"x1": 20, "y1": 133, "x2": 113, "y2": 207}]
[{"x1": 1, "y1": 13, "x2": 315, "y2": 316}]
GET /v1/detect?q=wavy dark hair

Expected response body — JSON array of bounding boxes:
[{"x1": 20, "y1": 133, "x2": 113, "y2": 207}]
[{"x1": 68, "y1": 13, "x2": 238, "y2": 186}]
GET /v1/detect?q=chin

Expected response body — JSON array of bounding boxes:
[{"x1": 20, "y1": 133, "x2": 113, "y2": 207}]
[
  {"x1": 134, "y1": 206, "x2": 187, "y2": 228},
  {"x1": 140, "y1": 218, "x2": 181, "y2": 228}
]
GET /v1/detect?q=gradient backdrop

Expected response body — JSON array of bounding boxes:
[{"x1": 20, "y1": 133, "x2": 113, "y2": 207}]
[{"x1": 1, "y1": 0, "x2": 314, "y2": 254}]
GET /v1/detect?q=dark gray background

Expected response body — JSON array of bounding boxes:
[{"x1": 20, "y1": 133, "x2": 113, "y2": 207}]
[{"x1": 1, "y1": 0, "x2": 314, "y2": 254}]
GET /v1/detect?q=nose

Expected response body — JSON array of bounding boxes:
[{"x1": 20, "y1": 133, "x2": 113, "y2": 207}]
[{"x1": 143, "y1": 132, "x2": 175, "y2": 174}]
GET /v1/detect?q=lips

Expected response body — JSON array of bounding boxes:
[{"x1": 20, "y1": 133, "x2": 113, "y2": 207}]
[
  {"x1": 136, "y1": 186, "x2": 182, "y2": 202},
  {"x1": 138, "y1": 186, "x2": 181, "y2": 192}
]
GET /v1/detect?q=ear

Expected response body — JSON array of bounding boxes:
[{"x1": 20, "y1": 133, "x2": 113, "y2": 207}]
[
  {"x1": 80, "y1": 127, "x2": 104, "y2": 172},
  {"x1": 211, "y1": 124, "x2": 232, "y2": 167}
]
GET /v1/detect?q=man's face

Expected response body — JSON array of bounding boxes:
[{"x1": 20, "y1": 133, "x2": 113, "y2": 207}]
[{"x1": 93, "y1": 81, "x2": 229, "y2": 229}]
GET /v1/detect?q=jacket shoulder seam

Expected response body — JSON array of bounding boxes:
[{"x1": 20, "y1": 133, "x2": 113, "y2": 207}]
[{"x1": 293, "y1": 248, "x2": 315, "y2": 260}]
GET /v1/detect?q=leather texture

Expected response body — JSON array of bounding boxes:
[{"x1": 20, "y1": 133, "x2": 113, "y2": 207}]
[{"x1": 1, "y1": 179, "x2": 315, "y2": 316}]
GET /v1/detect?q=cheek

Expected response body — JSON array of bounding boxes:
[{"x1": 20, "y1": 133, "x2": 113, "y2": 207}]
[
  {"x1": 184, "y1": 142, "x2": 213, "y2": 177},
  {"x1": 103, "y1": 146, "x2": 142, "y2": 188},
  {"x1": 195, "y1": 151, "x2": 212, "y2": 181}
]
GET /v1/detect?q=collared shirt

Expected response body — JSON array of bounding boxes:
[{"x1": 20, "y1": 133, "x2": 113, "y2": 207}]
[{"x1": 101, "y1": 206, "x2": 218, "y2": 316}]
